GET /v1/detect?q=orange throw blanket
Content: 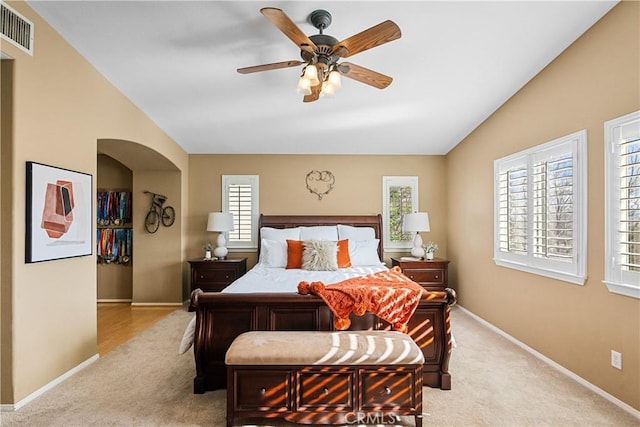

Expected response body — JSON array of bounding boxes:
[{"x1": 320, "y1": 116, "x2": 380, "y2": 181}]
[{"x1": 297, "y1": 266, "x2": 425, "y2": 332}]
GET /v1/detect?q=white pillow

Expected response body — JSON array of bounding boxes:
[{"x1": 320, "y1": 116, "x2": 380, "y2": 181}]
[
  {"x1": 260, "y1": 226, "x2": 300, "y2": 241},
  {"x1": 349, "y1": 239, "x2": 383, "y2": 266},
  {"x1": 258, "y1": 239, "x2": 288, "y2": 267},
  {"x1": 178, "y1": 316, "x2": 196, "y2": 354},
  {"x1": 302, "y1": 240, "x2": 338, "y2": 271},
  {"x1": 337, "y1": 224, "x2": 376, "y2": 241},
  {"x1": 299, "y1": 226, "x2": 339, "y2": 241}
]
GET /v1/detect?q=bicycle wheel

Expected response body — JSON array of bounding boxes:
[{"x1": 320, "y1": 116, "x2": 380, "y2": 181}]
[
  {"x1": 145, "y1": 210, "x2": 160, "y2": 233},
  {"x1": 162, "y1": 206, "x2": 176, "y2": 227}
]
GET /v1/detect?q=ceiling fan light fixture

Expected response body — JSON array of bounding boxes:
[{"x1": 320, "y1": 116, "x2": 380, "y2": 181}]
[
  {"x1": 303, "y1": 64, "x2": 320, "y2": 87},
  {"x1": 328, "y1": 68, "x2": 341, "y2": 89},
  {"x1": 321, "y1": 80, "x2": 336, "y2": 96},
  {"x1": 296, "y1": 76, "x2": 312, "y2": 95}
]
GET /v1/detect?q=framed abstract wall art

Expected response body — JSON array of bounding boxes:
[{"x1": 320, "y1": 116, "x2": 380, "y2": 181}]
[{"x1": 26, "y1": 161, "x2": 93, "y2": 263}]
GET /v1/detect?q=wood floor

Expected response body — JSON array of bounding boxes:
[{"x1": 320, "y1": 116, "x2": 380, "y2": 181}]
[{"x1": 97, "y1": 303, "x2": 178, "y2": 355}]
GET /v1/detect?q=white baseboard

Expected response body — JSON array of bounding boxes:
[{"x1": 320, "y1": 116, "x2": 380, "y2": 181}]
[
  {"x1": 97, "y1": 299, "x2": 132, "y2": 303},
  {"x1": 456, "y1": 305, "x2": 640, "y2": 420},
  {"x1": 130, "y1": 302, "x2": 182, "y2": 307},
  {"x1": 1, "y1": 354, "x2": 99, "y2": 412}
]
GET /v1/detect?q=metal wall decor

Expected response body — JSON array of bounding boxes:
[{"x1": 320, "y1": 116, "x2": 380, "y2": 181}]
[{"x1": 306, "y1": 170, "x2": 335, "y2": 200}]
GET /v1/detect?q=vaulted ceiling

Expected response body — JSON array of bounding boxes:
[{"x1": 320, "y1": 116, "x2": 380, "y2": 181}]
[{"x1": 27, "y1": 1, "x2": 617, "y2": 155}]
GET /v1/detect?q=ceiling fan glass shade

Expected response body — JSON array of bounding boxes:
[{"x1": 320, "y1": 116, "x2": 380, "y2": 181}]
[
  {"x1": 328, "y1": 69, "x2": 341, "y2": 89},
  {"x1": 297, "y1": 76, "x2": 312, "y2": 95},
  {"x1": 321, "y1": 80, "x2": 336, "y2": 96},
  {"x1": 303, "y1": 64, "x2": 320, "y2": 87}
]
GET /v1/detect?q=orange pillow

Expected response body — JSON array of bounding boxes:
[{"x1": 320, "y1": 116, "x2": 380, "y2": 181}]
[
  {"x1": 286, "y1": 240, "x2": 304, "y2": 269},
  {"x1": 337, "y1": 239, "x2": 352, "y2": 268}
]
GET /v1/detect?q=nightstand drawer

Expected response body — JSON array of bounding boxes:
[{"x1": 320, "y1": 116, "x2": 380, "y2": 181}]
[
  {"x1": 189, "y1": 258, "x2": 247, "y2": 310},
  {"x1": 391, "y1": 257, "x2": 449, "y2": 292},
  {"x1": 194, "y1": 268, "x2": 239, "y2": 285},
  {"x1": 402, "y1": 268, "x2": 444, "y2": 285}
]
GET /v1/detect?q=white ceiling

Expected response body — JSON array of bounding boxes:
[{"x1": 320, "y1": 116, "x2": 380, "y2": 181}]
[{"x1": 27, "y1": 1, "x2": 617, "y2": 155}]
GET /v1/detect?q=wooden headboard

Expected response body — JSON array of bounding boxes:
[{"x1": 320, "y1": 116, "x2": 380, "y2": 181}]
[{"x1": 257, "y1": 214, "x2": 384, "y2": 261}]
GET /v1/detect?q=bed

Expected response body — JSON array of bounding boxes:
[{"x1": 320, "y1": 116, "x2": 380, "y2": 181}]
[{"x1": 190, "y1": 214, "x2": 456, "y2": 394}]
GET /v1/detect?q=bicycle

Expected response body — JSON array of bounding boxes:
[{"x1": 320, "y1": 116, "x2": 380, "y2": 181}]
[{"x1": 144, "y1": 190, "x2": 176, "y2": 233}]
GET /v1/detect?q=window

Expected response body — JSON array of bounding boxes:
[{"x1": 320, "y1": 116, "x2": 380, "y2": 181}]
[
  {"x1": 494, "y1": 130, "x2": 587, "y2": 284},
  {"x1": 222, "y1": 175, "x2": 259, "y2": 250},
  {"x1": 604, "y1": 111, "x2": 640, "y2": 299},
  {"x1": 383, "y1": 176, "x2": 418, "y2": 251}
]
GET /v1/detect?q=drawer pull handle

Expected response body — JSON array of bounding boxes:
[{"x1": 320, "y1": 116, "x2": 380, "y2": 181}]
[
  {"x1": 435, "y1": 275, "x2": 439, "y2": 279},
  {"x1": 260, "y1": 387, "x2": 266, "y2": 395},
  {"x1": 384, "y1": 387, "x2": 391, "y2": 395},
  {"x1": 200, "y1": 275, "x2": 204, "y2": 279},
  {"x1": 323, "y1": 387, "x2": 329, "y2": 395},
  {"x1": 225, "y1": 275, "x2": 230, "y2": 279}
]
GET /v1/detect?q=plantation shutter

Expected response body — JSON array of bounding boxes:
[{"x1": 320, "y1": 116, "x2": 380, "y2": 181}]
[
  {"x1": 227, "y1": 183, "x2": 252, "y2": 243},
  {"x1": 532, "y1": 151, "x2": 574, "y2": 262},
  {"x1": 618, "y1": 135, "x2": 640, "y2": 273},
  {"x1": 497, "y1": 158, "x2": 528, "y2": 255},
  {"x1": 223, "y1": 175, "x2": 259, "y2": 249}
]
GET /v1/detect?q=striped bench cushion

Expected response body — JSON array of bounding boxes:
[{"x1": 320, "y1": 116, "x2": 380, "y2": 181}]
[{"x1": 225, "y1": 330, "x2": 424, "y2": 366}]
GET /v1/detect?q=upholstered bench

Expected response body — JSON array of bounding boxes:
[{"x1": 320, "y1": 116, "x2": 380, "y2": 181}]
[{"x1": 225, "y1": 330, "x2": 424, "y2": 427}]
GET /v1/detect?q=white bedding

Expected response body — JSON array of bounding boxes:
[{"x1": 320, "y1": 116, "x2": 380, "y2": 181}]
[
  {"x1": 222, "y1": 264, "x2": 389, "y2": 293},
  {"x1": 179, "y1": 264, "x2": 389, "y2": 354}
]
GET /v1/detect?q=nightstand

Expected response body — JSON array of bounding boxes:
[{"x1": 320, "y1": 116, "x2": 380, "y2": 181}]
[
  {"x1": 188, "y1": 258, "x2": 247, "y2": 310},
  {"x1": 391, "y1": 257, "x2": 449, "y2": 291}
]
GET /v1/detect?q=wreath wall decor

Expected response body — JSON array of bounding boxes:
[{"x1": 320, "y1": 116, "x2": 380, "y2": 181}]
[{"x1": 306, "y1": 170, "x2": 335, "y2": 200}]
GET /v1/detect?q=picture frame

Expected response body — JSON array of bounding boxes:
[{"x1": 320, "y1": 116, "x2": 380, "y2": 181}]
[{"x1": 26, "y1": 161, "x2": 93, "y2": 263}]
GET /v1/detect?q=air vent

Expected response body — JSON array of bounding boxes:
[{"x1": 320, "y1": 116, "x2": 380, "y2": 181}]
[{"x1": 1, "y1": 2, "x2": 34, "y2": 55}]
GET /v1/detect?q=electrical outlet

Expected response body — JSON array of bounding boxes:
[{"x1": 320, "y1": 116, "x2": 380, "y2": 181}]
[{"x1": 611, "y1": 350, "x2": 622, "y2": 370}]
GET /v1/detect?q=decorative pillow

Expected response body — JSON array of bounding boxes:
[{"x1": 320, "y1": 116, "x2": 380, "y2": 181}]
[
  {"x1": 302, "y1": 240, "x2": 338, "y2": 271},
  {"x1": 337, "y1": 224, "x2": 376, "y2": 241},
  {"x1": 286, "y1": 239, "x2": 304, "y2": 269},
  {"x1": 299, "y1": 226, "x2": 339, "y2": 241},
  {"x1": 260, "y1": 226, "x2": 301, "y2": 242},
  {"x1": 336, "y1": 239, "x2": 352, "y2": 268},
  {"x1": 259, "y1": 239, "x2": 288, "y2": 267},
  {"x1": 348, "y1": 239, "x2": 383, "y2": 266},
  {"x1": 178, "y1": 316, "x2": 196, "y2": 354}
]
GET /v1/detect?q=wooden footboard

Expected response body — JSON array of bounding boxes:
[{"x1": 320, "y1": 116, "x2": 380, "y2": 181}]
[{"x1": 190, "y1": 288, "x2": 457, "y2": 393}]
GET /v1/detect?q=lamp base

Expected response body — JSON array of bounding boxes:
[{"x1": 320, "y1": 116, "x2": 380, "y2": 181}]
[
  {"x1": 214, "y1": 233, "x2": 228, "y2": 260},
  {"x1": 411, "y1": 232, "x2": 425, "y2": 259},
  {"x1": 411, "y1": 246, "x2": 426, "y2": 259}
]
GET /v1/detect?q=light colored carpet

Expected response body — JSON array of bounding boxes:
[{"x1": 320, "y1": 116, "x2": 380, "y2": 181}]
[{"x1": 1, "y1": 306, "x2": 637, "y2": 427}]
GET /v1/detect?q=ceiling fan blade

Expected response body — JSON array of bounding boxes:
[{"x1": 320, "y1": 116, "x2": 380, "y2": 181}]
[
  {"x1": 303, "y1": 82, "x2": 322, "y2": 103},
  {"x1": 339, "y1": 62, "x2": 393, "y2": 89},
  {"x1": 261, "y1": 7, "x2": 318, "y2": 55},
  {"x1": 333, "y1": 20, "x2": 401, "y2": 58},
  {"x1": 237, "y1": 60, "x2": 304, "y2": 74}
]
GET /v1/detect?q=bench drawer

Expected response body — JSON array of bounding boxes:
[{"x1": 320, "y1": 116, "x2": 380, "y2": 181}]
[
  {"x1": 232, "y1": 369, "x2": 292, "y2": 411},
  {"x1": 360, "y1": 368, "x2": 419, "y2": 410},
  {"x1": 298, "y1": 370, "x2": 355, "y2": 411}
]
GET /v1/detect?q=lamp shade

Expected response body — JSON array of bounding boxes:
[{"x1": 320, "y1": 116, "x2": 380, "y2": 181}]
[
  {"x1": 206, "y1": 212, "x2": 234, "y2": 232},
  {"x1": 402, "y1": 212, "x2": 430, "y2": 233}
]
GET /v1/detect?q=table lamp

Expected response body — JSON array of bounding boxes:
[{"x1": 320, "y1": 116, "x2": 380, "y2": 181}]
[
  {"x1": 402, "y1": 212, "x2": 430, "y2": 258},
  {"x1": 207, "y1": 212, "x2": 234, "y2": 260}
]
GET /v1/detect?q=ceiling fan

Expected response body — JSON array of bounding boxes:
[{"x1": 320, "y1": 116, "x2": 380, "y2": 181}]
[{"x1": 237, "y1": 7, "x2": 401, "y2": 103}]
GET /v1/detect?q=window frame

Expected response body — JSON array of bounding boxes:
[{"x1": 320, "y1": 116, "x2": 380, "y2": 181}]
[
  {"x1": 222, "y1": 175, "x2": 259, "y2": 250},
  {"x1": 493, "y1": 130, "x2": 587, "y2": 285},
  {"x1": 603, "y1": 110, "x2": 640, "y2": 299},
  {"x1": 382, "y1": 176, "x2": 419, "y2": 252}
]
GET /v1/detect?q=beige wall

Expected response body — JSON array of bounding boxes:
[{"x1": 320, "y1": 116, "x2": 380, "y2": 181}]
[
  {"x1": 1, "y1": 1, "x2": 188, "y2": 404},
  {"x1": 446, "y1": 1, "x2": 639, "y2": 410},
  {"x1": 187, "y1": 155, "x2": 447, "y2": 270}
]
